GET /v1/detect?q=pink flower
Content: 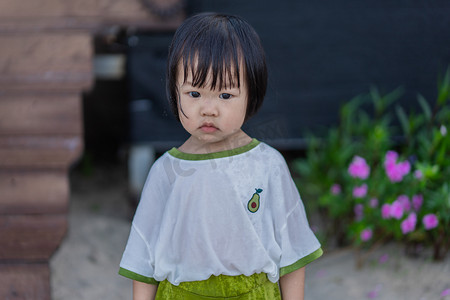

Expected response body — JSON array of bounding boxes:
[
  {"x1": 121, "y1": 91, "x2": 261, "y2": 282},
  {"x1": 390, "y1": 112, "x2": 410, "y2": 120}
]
[
  {"x1": 367, "y1": 284, "x2": 382, "y2": 299},
  {"x1": 385, "y1": 164, "x2": 402, "y2": 182},
  {"x1": 396, "y1": 195, "x2": 411, "y2": 212},
  {"x1": 401, "y1": 212, "x2": 417, "y2": 234},
  {"x1": 414, "y1": 170, "x2": 423, "y2": 179},
  {"x1": 389, "y1": 201, "x2": 404, "y2": 219},
  {"x1": 379, "y1": 254, "x2": 389, "y2": 264},
  {"x1": 422, "y1": 214, "x2": 439, "y2": 230},
  {"x1": 354, "y1": 204, "x2": 364, "y2": 220},
  {"x1": 385, "y1": 150, "x2": 398, "y2": 164},
  {"x1": 348, "y1": 156, "x2": 370, "y2": 179},
  {"x1": 441, "y1": 288, "x2": 450, "y2": 297},
  {"x1": 398, "y1": 161, "x2": 411, "y2": 175},
  {"x1": 367, "y1": 289, "x2": 379, "y2": 299},
  {"x1": 381, "y1": 203, "x2": 391, "y2": 219},
  {"x1": 412, "y1": 194, "x2": 423, "y2": 211},
  {"x1": 353, "y1": 184, "x2": 368, "y2": 198},
  {"x1": 384, "y1": 151, "x2": 411, "y2": 183},
  {"x1": 369, "y1": 198, "x2": 379, "y2": 208},
  {"x1": 330, "y1": 184, "x2": 341, "y2": 195},
  {"x1": 360, "y1": 228, "x2": 373, "y2": 241}
]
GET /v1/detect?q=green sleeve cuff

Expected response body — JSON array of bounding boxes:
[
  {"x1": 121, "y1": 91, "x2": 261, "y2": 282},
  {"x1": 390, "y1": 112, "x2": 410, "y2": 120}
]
[
  {"x1": 280, "y1": 248, "x2": 323, "y2": 277},
  {"x1": 118, "y1": 267, "x2": 159, "y2": 285}
]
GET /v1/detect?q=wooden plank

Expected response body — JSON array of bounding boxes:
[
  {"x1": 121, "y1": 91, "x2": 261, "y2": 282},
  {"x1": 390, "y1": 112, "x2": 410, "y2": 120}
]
[
  {"x1": 0, "y1": 33, "x2": 92, "y2": 91},
  {"x1": 0, "y1": 94, "x2": 82, "y2": 135},
  {"x1": 0, "y1": 135, "x2": 83, "y2": 169},
  {"x1": 0, "y1": 215, "x2": 67, "y2": 261},
  {"x1": 0, "y1": 170, "x2": 68, "y2": 215},
  {"x1": 0, "y1": 0, "x2": 184, "y2": 32},
  {"x1": 0, "y1": 17, "x2": 183, "y2": 33},
  {"x1": 0, "y1": 0, "x2": 176, "y2": 18},
  {"x1": 0, "y1": 263, "x2": 50, "y2": 300}
]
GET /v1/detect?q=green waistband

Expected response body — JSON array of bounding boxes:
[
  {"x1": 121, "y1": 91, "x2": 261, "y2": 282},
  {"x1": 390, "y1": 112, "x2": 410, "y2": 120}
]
[{"x1": 162, "y1": 273, "x2": 272, "y2": 298}]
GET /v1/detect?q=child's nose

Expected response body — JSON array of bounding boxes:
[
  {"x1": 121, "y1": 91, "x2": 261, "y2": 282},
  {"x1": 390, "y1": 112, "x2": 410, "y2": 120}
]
[{"x1": 200, "y1": 99, "x2": 218, "y2": 117}]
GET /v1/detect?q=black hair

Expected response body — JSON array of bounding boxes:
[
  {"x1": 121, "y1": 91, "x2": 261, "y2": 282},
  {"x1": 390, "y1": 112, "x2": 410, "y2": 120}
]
[{"x1": 166, "y1": 12, "x2": 267, "y2": 121}]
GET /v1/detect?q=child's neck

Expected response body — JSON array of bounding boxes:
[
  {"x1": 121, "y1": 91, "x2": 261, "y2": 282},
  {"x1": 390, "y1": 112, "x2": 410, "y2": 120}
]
[{"x1": 177, "y1": 130, "x2": 252, "y2": 154}]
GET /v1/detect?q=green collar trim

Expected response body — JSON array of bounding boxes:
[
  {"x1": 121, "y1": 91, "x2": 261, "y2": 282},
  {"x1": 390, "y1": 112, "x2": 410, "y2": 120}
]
[{"x1": 168, "y1": 139, "x2": 260, "y2": 161}]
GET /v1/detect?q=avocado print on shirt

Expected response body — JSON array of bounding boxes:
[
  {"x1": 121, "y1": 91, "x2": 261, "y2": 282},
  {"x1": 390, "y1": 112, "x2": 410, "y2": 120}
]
[{"x1": 247, "y1": 188, "x2": 263, "y2": 213}]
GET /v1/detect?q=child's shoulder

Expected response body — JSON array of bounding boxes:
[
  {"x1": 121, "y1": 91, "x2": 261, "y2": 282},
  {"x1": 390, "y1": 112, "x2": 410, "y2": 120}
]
[
  {"x1": 145, "y1": 151, "x2": 174, "y2": 180},
  {"x1": 255, "y1": 141, "x2": 287, "y2": 163}
]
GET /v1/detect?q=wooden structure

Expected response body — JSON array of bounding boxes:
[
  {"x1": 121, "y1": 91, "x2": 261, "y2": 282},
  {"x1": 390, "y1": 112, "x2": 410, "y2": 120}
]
[{"x1": 0, "y1": 1, "x2": 183, "y2": 298}]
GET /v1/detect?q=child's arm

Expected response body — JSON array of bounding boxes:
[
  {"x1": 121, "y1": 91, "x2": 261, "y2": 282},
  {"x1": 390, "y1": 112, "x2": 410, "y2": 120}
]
[
  {"x1": 279, "y1": 267, "x2": 305, "y2": 300},
  {"x1": 133, "y1": 280, "x2": 158, "y2": 300}
]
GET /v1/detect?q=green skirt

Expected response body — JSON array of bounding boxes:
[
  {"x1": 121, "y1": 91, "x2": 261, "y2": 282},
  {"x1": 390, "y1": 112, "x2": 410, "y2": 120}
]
[{"x1": 155, "y1": 273, "x2": 281, "y2": 299}]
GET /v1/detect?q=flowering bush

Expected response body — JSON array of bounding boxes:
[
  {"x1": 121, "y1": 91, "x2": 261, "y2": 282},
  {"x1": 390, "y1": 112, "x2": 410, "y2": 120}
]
[{"x1": 293, "y1": 68, "x2": 450, "y2": 260}]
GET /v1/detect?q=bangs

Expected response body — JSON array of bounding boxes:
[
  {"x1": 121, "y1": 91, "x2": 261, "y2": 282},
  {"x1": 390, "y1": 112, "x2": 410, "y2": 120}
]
[
  {"x1": 178, "y1": 18, "x2": 242, "y2": 90},
  {"x1": 181, "y1": 52, "x2": 241, "y2": 90}
]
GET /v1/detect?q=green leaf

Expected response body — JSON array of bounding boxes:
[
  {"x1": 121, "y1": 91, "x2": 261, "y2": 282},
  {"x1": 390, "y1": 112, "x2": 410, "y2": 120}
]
[
  {"x1": 370, "y1": 86, "x2": 403, "y2": 117},
  {"x1": 292, "y1": 160, "x2": 311, "y2": 176},
  {"x1": 383, "y1": 87, "x2": 404, "y2": 108},
  {"x1": 417, "y1": 94, "x2": 432, "y2": 122},
  {"x1": 436, "y1": 141, "x2": 447, "y2": 165},
  {"x1": 437, "y1": 66, "x2": 450, "y2": 105},
  {"x1": 395, "y1": 105, "x2": 410, "y2": 136},
  {"x1": 370, "y1": 86, "x2": 382, "y2": 116}
]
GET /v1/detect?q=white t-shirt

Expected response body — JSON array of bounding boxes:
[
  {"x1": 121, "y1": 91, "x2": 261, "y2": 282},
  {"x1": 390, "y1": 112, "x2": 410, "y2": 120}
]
[{"x1": 119, "y1": 139, "x2": 322, "y2": 286}]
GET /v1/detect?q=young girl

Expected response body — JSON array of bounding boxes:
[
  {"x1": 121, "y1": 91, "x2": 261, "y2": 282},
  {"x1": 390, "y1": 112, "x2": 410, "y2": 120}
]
[{"x1": 119, "y1": 12, "x2": 322, "y2": 299}]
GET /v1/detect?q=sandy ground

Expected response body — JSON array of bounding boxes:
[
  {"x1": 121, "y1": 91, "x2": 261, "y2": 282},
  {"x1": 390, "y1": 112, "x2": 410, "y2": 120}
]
[{"x1": 50, "y1": 164, "x2": 450, "y2": 300}]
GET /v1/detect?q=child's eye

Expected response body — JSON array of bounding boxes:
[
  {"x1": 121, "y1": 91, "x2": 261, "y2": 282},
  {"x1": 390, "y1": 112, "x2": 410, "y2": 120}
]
[
  {"x1": 189, "y1": 91, "x2": 201, "y2": 98},
  {"x1": 219, "y1": 93, "x2": 232, "y2": 100}
]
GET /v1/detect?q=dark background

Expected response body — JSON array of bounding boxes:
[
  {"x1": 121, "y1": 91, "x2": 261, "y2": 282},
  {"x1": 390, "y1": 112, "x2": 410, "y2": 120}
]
[{"x1": 84, "y1": 0, "x2": 450, "y2": 160}]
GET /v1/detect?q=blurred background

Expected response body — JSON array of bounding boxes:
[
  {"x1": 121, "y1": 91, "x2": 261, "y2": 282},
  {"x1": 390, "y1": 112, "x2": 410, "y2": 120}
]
[
  {"x1": 1, "y1": 0, "x2": 449, "y2": 299},
  {"x1": 82, "y1": 0, "x2": 450, "y2": 197}
]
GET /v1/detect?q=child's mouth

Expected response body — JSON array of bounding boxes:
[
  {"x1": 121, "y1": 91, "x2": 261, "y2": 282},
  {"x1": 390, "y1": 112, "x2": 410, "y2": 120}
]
[{"x1": 200, "y1": 124, "x2": 218, "y2": 133}]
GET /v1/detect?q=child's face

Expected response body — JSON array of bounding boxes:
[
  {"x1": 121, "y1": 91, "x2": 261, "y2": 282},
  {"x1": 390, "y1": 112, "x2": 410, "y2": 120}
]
[{"x1": 177, "y1": 64, "x2": 248, "y2": 150}]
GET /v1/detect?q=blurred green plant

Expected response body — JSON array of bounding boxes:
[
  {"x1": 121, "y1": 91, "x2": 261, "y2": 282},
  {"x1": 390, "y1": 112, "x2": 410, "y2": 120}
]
[{"x1": 293, "y1": 67, "x2": 450, "y2": 260}]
